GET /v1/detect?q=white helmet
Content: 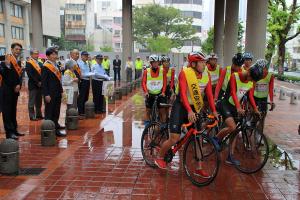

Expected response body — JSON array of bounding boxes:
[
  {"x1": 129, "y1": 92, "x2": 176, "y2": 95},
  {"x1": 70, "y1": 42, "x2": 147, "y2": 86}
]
[{"x1": 149, "y1": 54, "x2": 159, "y2": 62}]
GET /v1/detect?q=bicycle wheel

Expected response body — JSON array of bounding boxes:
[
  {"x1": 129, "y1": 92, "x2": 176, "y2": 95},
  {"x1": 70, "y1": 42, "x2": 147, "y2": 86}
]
[
  {"x1": 141, "y1": 122, "x2": 169, "y2": 167},
  {"x1": 183, "y1": 134, "x2": 220, "y2": 187},
  {"x1": 229, "y1": 128, "x2": 269, "y2": 174}
]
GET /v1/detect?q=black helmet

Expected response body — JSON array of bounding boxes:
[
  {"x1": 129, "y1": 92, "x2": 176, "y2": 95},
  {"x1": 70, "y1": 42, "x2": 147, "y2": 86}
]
[
  {"x1": 232, "y1": 53, "x2": 244, "y2": 67},
  {"x1": 249, "y1": 59, "x2": 267, "y2": 82},
  {"x1": 243, "y1": 52, "x2": 253, "y2": 60},
  {"x1": 160, "y1": 55, "x2": 170, "y2": 62}
]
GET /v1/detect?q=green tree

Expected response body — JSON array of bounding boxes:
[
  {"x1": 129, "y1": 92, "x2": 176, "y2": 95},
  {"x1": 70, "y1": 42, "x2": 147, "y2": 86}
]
[
  {"x1": 201, "y1": 27, "x2": 214, "y2": 54},
  {"x1": 100, "y1": 45, "x2": 113, "y2": 52},
  {"x1": 201, "y1": 22, "x2": 244, "y2": 54},
  {"x1": 267, "y1": 0, "x2": 300, "y2": 76},
  {"x1": 147, "y1": 36, "x2": 173, "y2": 53},
  {"x1": 133, "y1": 4, "x2": 196, "y2": 50},
  {"x1": 237, "y1": 22, "x2": 245, "y2": 52},
  {"x1": 52, "y1": 33, "x2": 82, "y2": 51}
]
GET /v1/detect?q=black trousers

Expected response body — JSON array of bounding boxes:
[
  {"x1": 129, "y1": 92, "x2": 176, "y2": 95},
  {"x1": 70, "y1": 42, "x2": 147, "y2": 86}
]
[
  {"x1": 92, "y1": 80, "x2": 104, "y2": 112},
  {"x1": 77, "y1": 80, "x2": 90, "y2": 115},
  {"x1": 114, "y1": 69, "x2": 121, "y2": 82},
  {"x1": 2, "y1": 85, "x2": 18, "y2": 137},
  {"x1": 44, "y1": 95, "x2": 61, "y2": 129},
  {"x1": 28, "y1": 88, "x2": 43, "y2": 119}
]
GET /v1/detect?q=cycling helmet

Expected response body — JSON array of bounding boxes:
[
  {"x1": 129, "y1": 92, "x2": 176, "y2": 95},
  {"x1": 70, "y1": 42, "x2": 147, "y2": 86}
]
[
  {"x1": 188, "y1": 51, "x2": 206, "y2": 63},
  {"x1": 160, "y1": 55, "x2": 170, "y2": 62},
  {"x1": 249, "y1": 59, "x2": 267, "y2": 82},
  {"x1": 243, "y1": 52, "x2": 253, "y2": 60},
  {"x1": 232, "y1": 53, "x2": 244, "y2": 67},
  {"x1": 149, "y1": 54, "x2": 159, "y2": 62},
  {"x1": 207, "y1": 52, "x2": 218, "y2": 59}
]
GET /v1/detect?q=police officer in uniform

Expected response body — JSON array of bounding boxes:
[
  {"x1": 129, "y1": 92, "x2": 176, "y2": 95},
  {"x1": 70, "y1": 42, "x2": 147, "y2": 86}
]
[
  {"x1": 77, "y1": 51, "x2": 91, "y2": 118},
  {"x1": 0, "y1": 43, "x2": 25, "y2": 139},
  {"x1": 92, "y1": 54, "x2": 110, "y2": 114},
  {"x1": 26, "y1": 49, "x2": 43, "y2": 121},
  {"x1": 42, "y1": 47, "x2": 65, "y2": 137}
]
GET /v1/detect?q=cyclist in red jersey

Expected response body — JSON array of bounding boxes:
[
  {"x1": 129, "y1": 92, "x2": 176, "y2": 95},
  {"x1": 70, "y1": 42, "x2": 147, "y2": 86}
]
[
  {"x1": 142, "y1": 55, "x2": 167, "y2": 126},
  {"x1": 214, "y1": 53, "x2": 244, "y2": 101},
  {"x1": 242, "y1": 52, "x2": 253, "y2": 71},
  {"x1": 206, "y1": 53, "x2": 222, "y2": 93},
  {"x1": 155, "y1": 52, "x2": 218, "y2": 177},
  {"x1": 212, "y1": 60, "x2": 265, "y2": 165}
]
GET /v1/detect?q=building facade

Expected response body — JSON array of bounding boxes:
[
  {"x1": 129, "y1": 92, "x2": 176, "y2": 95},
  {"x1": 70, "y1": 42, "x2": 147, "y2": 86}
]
[
  {"x1": 0, "y1": 0, "x2": 60, "y2": 54},
  {"x1": 0, "y1": 0, "x2": 30, "y2": 54}
]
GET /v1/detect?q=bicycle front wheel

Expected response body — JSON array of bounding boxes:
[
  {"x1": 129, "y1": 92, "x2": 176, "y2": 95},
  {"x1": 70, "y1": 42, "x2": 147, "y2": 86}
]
[
  {"x1": 229, "y1": 128, "x2": 269, "y2": 174},
  {"x1": 183, "y1": 134, "x2": 220, "y2": 187},
  {"x1": 141, "y1": 123, "x2": 169, "y2": 167}
]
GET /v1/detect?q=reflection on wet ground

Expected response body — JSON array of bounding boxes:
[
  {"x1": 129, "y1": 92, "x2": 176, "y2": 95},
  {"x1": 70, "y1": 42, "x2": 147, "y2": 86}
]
[{"x1": 0, "y1": 87, "x2": 300, "y2": 199}]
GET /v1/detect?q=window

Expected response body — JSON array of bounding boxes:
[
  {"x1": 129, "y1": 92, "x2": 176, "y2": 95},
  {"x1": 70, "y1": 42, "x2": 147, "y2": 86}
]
[
  {"x1": 0, "y1": 0, "x2": 3, "y2": 13},
  {"x1": 10, "y1": 3, "x2": 23, "y2": 18},
  {"x1": 0, "y1": 23, "x2": 4, "y2": 37},
  {"x1": 113, "y1": 17, "x2": 122, "y2": 25},
  {"x1": 11, "y1": 26, "x2": 24, "y2": 40},
  {"x1": 65, "y1": 28, "x2": 85, "y2": 35},
  {"x1": 192, "y1": 25, "x2": 201, "y2": 32},
  {"x1": 115, "y1": 43, "x2": 121, "y2": 48},
  {"x1": 114, "y1": 30, "x2": 120, "y2": 36},
  {"x1": 181, "y1": 11, "x2": 202, "y2": 19},
  {"x1": 165, "y1": 0, "x2": 202, "y2": 4},
  {"x1": 65, "y1": 4, "x2": 85, "y2": 10},
  {"x1": 0, "y1": 47, "x2": 5, "y2": 55},
  {"x1": 66, "y1": 14, "x2": 83, "y2": 21}
]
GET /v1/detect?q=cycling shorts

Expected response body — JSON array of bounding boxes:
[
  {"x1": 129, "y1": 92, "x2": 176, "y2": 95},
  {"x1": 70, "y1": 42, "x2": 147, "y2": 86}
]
[
  {"x1": 219, "y1": 99, "x2": 237, "y2": 120},
  {"x1": 145, "y1": 94, "x2": 167, "y2": 109},
  {"x1": 169, "y1": 98, "x2": 194, "y2": 134},
  {"x1": 254, "y1": 97, "x2": 268, "y2": 112}
]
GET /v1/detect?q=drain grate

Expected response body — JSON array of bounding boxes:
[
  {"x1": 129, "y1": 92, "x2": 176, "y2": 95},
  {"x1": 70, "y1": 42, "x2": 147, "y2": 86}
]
[{"x1": 19, "y1": 168, "x2": 46, "y2": 176}]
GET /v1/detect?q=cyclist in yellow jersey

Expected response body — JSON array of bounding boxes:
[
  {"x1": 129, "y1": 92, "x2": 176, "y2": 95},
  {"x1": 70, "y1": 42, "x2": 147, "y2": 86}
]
[
  {"x1": 212, "y1": 60, "x2": 266, "y2": 165},
  {"x1": 214, "y1": 53, "x2": 244, "y2": 101},
  {"x1": 242, "y1": 52, "x2": 253, "y2": 71},
  {"x1": 206, "y1": 53, "x2": 221, "y2": 93}
]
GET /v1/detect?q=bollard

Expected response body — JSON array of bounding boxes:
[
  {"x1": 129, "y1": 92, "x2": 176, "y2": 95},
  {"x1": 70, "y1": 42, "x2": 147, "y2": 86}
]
[
  {"x1": 40, "y1": 120, "x2": 56, "y2": 146},
  {"x1": 121, "y1": 86, "x2": 128, "y2": 96},
  {"x1": 290, "y1": 92, "x2": 298, "y2": 104},
  {"x1": 85, "y1": 101, "x2": 95, "y2": 118},
  {"x1": 0, "y1": 139, "x2": 19, "y2": 175},
  {"x1": 279, "y1": 89, "x2": 286, "y2": 100},
  {"x1": 108, "y1": 94, "x2": 115, "y2": 104},
  {"x1": 115, "y1": 88, "x2": 122, "y2": 100},
  {"x1": 127, "y1": 84, "x2": 132, "y2": 93},
  {"x1": 66, "y1": 108, "x2": 79, "y2": 130}
]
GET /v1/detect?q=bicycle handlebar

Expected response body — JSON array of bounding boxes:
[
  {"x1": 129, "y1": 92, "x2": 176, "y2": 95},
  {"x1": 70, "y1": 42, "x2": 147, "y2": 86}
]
[{"x1": 182, "y1": 114, "x2": 218, "y2": 129}]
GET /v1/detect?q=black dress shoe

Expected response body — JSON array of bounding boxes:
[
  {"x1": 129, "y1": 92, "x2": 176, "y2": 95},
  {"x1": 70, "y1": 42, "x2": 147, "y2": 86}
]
[
  {"x1": 56, "y1": 130, "x2": 66, "y2": 137},
  {"x1": 57, "y1": 124, "x2": 65, "y2": 129},
  {"x1": 15, "y1": 132, "x2": 25, "y2": 136},
  {"x1": 30, "y1": 118, "x2": 38, "y2": 121},
  {"x1": 7, "y1": 134, "x2": 18, "y2": 140},
  {"x1": 36, "y1": 116, "x2": 44, "y2": 120}
]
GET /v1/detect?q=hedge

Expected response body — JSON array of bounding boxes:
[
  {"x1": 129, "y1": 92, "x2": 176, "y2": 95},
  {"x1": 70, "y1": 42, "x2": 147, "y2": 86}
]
[{"x1": 274, "y1": 73, "x2": 300, "y2": 82}]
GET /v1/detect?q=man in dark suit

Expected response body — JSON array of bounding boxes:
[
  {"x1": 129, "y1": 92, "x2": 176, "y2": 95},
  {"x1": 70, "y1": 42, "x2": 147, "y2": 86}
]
[
  {"x1": 42, "y1": 47, "x2": 65, "y2": 137},
  {"x1": 0, "y1": 43, "x2": 25, "y2": 139},
  {"x1": 26, "y1": 49, "x2": 43, "y2": 121},
  {"x1": 113, "y1": 55, "x2": 121, "y2": 84}
]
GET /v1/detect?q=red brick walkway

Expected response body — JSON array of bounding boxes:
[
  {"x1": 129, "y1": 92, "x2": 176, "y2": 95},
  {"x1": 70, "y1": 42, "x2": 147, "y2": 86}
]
[{"x1": 0, "y1": 82, "x2": 299, "y2": 200}]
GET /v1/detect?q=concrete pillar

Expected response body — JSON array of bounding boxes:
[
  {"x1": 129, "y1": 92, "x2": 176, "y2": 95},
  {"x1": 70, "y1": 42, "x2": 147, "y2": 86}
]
[
  {"x1": 245, "y1": 0, "x2": 268, "y2": 60},
  {"x1": 4, "y1": 0, "x2": 12, "y2": 48},
  {"x1": 223, "y1": 0, "x2": 239, "y2": 66},
  {"x1": 122, "y1": 0, "x2": 133, "y2": 81},
  {"x1": 31, "y1": 0, "x2": 43, "y2": 51},
  {"x1": 213, "y1": 0, "x2": 225, "y2": 67}
]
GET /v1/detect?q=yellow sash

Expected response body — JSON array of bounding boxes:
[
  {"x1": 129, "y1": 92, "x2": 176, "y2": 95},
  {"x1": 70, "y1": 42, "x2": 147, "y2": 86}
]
[
  {"x1": 183, "y1": 67, "x2": 204, "y2": 113},
  {"x1": 28, "y1": 58, "x2": 41, "y2": 75},
  {"x1": 8, "y1": 54, "x2": 22, "y2": 77},
  {"x1": 74, "y1": 64, "x2": 81, "y2": 76},
  {"x1": 44, "y1": 62, "x2": 62, "y2": 81}
]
